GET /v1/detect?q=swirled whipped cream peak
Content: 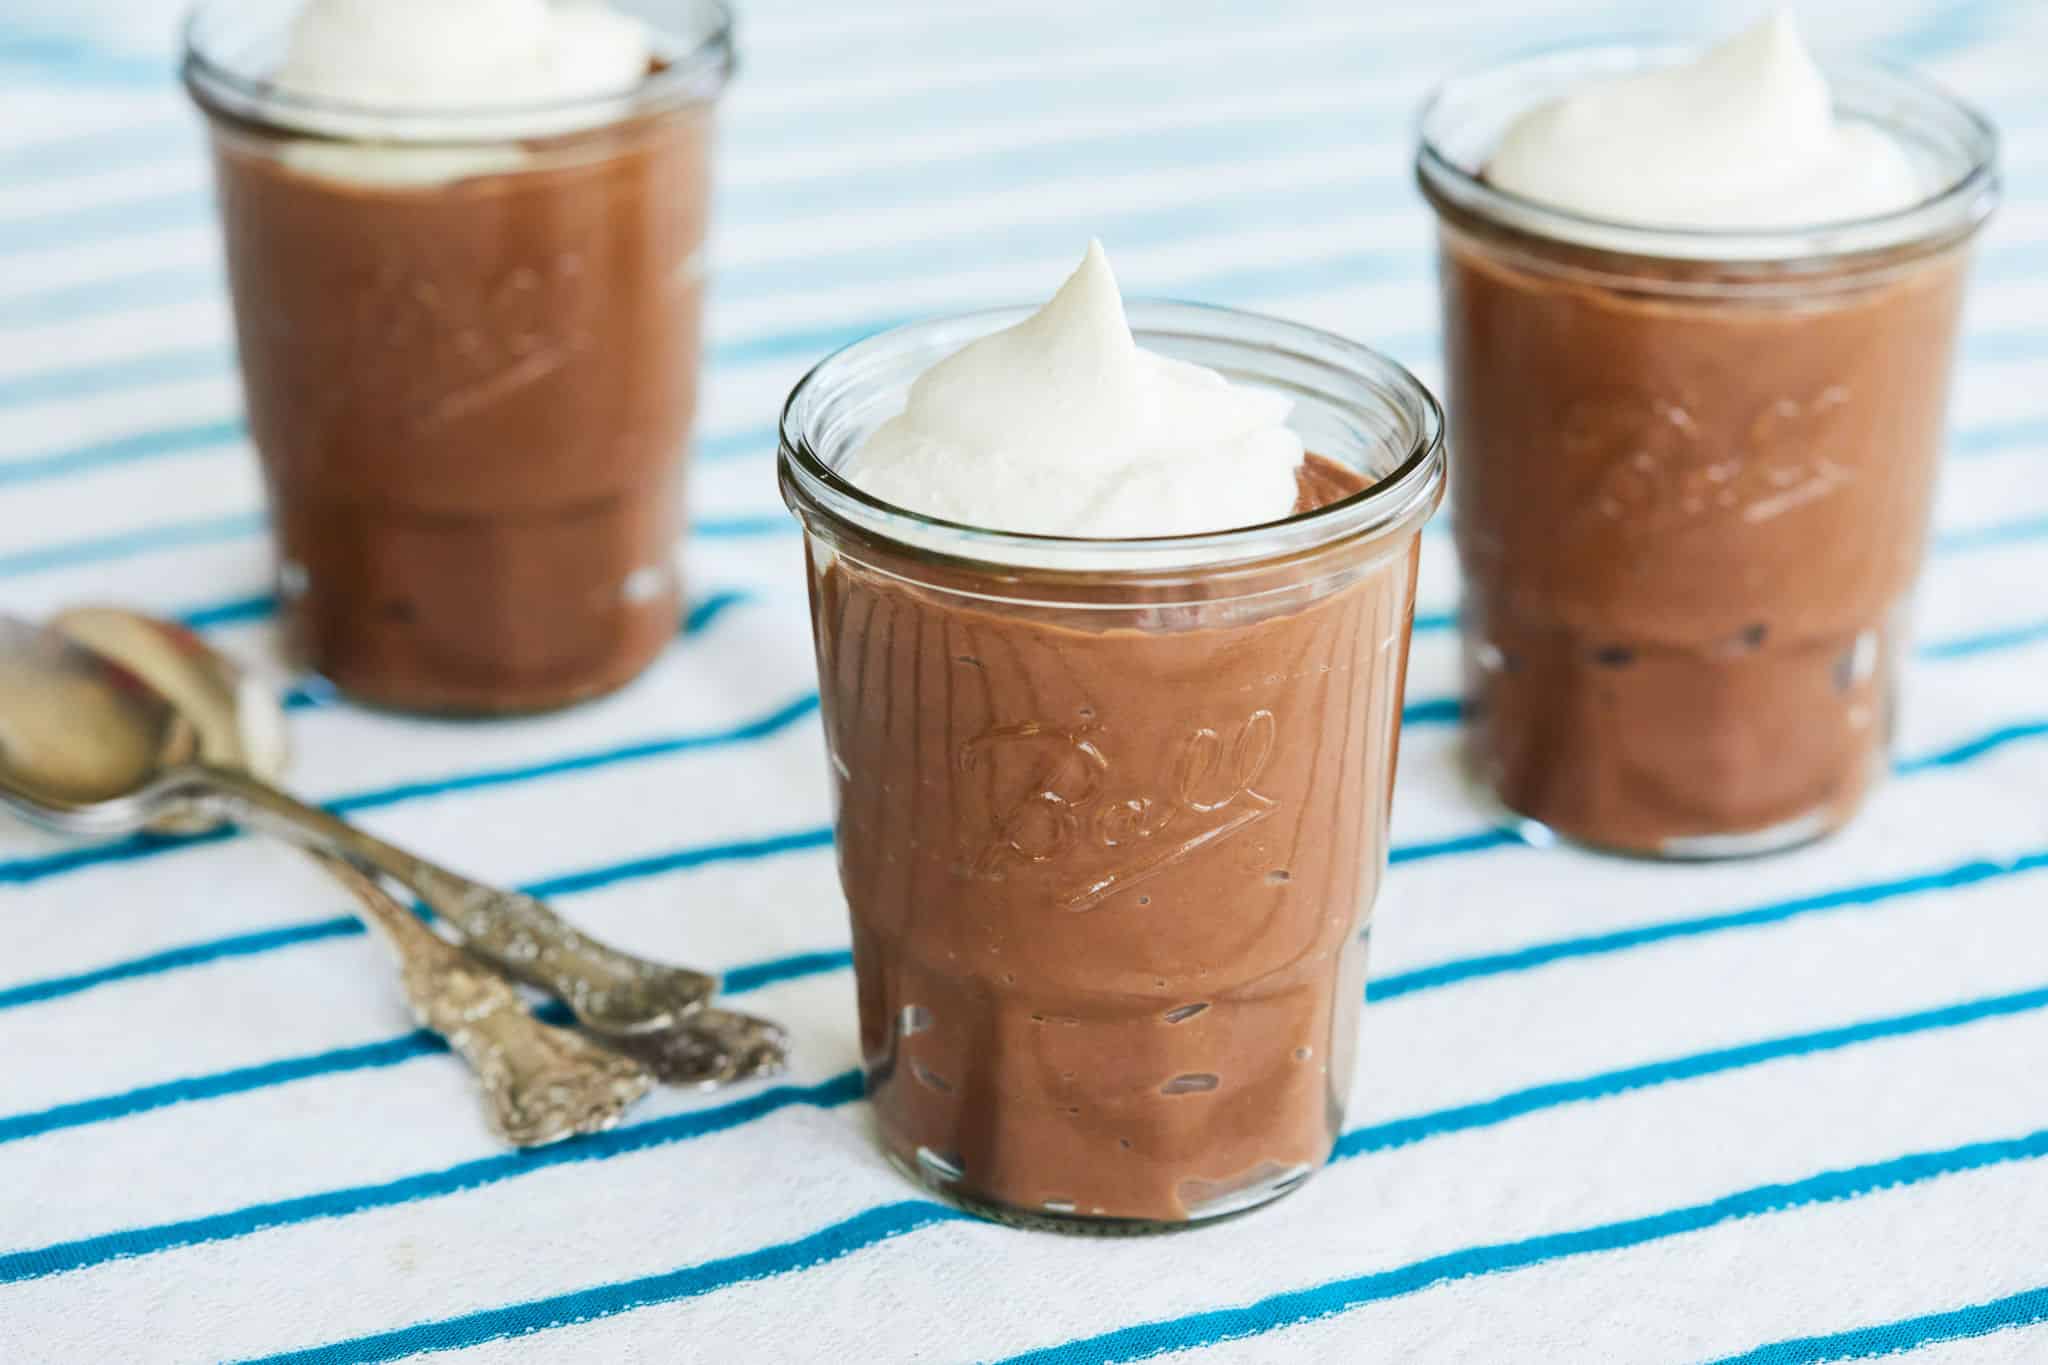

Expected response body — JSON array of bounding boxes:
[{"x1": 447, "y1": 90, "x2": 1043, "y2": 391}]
[
  {"x1": 842, "y1": 242, "x2": 1307, "y2": 538},
  {"x1": 1487, "y1": 11, "x2": 1925, "y2": 230},
  {"x1": 277, "y1": 0, "x2": 650, "y2": 110}
]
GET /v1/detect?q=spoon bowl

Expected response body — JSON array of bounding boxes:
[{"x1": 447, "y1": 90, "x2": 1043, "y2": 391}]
[{"x1": 0, "y1": 616, "x2": 200, "y2": 830}]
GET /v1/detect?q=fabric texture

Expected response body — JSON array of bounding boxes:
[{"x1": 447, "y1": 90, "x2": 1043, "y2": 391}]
[{"x1": 2, "y1": 1, "x2": 2046, "y2": 1361}]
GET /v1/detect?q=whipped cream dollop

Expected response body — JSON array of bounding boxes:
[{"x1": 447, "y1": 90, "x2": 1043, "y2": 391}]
[
  {"x1": 1487, "y1": 12, "x2": 1925, "y2": 230},
  {"x1": 259, "y1": 0, "x2": 652, "y2": 180},
  {"x1": 277, "y1": 0, "x2": 650, "y2": 111},
  {"x1": 842, "y1": 244, "x2": 1307, "y2": 538}
]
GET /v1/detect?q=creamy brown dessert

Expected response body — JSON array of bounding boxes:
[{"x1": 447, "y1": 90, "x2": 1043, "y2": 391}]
[
  {"x1": 183, "y1": 1, "x2": 732, "y2": 713},
  {"x1": 781, "y1": 266, "x2": 1446, "y2": 1230},
  {"x1": 1438, "y1": 227, "x2": 1969, "y2": 853},
  {"x1": 1417, "y1": 21, "x2": 1998, "y2": 855},
  {"x1": 823, "y1": 460, "x2": 1414, "y2": 1224}
]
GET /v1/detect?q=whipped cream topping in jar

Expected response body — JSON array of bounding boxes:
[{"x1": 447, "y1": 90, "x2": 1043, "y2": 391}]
[
  {"x1": 1485, "y1": 13, "x2": 1926, "y2": 231},
  {"x1": 844, "y1": 242, "x2": 1308, "y2": 538},
  {"x1": 1416, "y1": 14, "x2": 1999, "y2": 858}
]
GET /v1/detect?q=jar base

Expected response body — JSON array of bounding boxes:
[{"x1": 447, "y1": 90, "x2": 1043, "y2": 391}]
[
  {"x1": 884, "y1": 1149, "x2": 1317, "y2": 1236},
  {"x1": 286, "y1": 658, "x2": 660, "y2": 719},
  {"x1": 1467, "y1": 772, "x2": 1855, "y2": 862}
]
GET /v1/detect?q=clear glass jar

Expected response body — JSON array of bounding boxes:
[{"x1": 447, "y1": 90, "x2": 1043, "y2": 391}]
[
  {"x1": 182, "y1": 0, "x2": 734, "y2": 715},
  {"x1": 1416, "y1": 44, "x2": 1999, "y2": 858},
  {"x1": 779, "y1": 302, "x2": 1446, "y2": 1232}
]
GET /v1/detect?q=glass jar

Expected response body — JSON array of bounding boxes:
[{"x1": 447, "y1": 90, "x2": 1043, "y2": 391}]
[
  {"x1": 182, "y1": 0, "x2": 734, "y2": 714},
  {"x1": 1416, "y1": 44, "x2": 1999, "y2": 857},
  {"x1": 779, "y1": 302, "x2": 1446, "y2": 1231}
]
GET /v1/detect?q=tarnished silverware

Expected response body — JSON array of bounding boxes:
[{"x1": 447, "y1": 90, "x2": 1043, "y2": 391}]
[
  {"x1": 5, "y1": 609, "x2": 789, "y2": 1086},
  {"x1": 311, "y1": 849, "x2": 652, "y2": 1145}
]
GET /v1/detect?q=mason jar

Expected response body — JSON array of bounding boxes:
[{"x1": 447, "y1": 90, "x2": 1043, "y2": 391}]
[
  {"x1": 1417, "y1": 43, "x2": 1999, "y2": 857},
  {"x1": 780, "y1": 302, "x2": 1446, "y2": 1231}
]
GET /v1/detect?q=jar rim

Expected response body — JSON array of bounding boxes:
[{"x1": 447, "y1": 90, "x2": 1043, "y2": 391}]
[
  {"x1": 180, "y1": 0, "x2": 734, "y2": 141},
  {"x1": 777, "y1": 299, "x2": 1447, "y2": 579},
  {"x1": 1414, "y1": 38, "x2": 2000, "y2": 265}
]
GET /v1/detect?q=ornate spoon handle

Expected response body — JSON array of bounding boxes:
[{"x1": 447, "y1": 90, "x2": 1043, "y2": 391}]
[
  {"x1": 309, "y1": 850, "x2": 651, "y2": 1146},
  {"x1": 180, "y1": 764, "x2": 719, "y2": 1036}
]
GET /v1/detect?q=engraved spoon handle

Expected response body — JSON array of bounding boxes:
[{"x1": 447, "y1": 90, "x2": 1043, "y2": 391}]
[
  {"x1": 307, "y1": 849, "x2": 650, "y2": 1147},
  {"x1": 174, "y1": 764, "x2": 718, "y2": 1036}
]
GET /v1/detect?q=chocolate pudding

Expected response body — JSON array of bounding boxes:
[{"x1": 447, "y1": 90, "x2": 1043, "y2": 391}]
[
  {"x1": 782, "y1": 296, "x2": 1446, "y2": 1230},
  {"x1": 1417, "y1": 29, "x2": 1999, "y2": 855},
  {"x1": 183, "y1": 1, "x2": 733, "y2": 713},
  {"x1": 1437, "y1": 225, "x2": 1970, "y2": 853}
]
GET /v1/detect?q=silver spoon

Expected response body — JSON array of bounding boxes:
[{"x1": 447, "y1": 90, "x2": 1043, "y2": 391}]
[
  {"x1": 48, "y1": 607, "x2": 787, "y2": 1090},
  {"x1": 300, "y1": 850, "x2": 654, "y2": 1146},
  {"x1": 17, "y1": 608, "x2": 649, "y2": 1145},
  {"x1": 0, "y1": 613, "x2": 782, "y2": 1077}
]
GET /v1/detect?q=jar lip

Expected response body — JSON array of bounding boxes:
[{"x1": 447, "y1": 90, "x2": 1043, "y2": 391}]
[
  {"x1": 180, "y1": 0, "x2": 734, "y2": 140},
  {"x1": 1414, "y1": 38, "x2": 2001, "y2": 265},
  {"x1": 777, "y1": 299, "x2": 1447, "y2": 577}
]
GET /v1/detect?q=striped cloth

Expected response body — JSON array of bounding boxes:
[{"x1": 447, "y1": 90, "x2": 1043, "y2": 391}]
[{"x1": 3, "y1": 1, "x2": 2047, "y2": 1360}]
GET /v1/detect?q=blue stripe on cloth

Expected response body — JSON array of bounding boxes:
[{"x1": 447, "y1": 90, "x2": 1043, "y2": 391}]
[
  {"x1": 1895, "y1": 721, "x2": 2048, "y2": 773},
  {"x1": 0, "y1": 505, "x2": 796, "y2": 578},
  {"x1": 0, "y1": 1070, "x2": 870, "y2": 1287},
  {"x1": 0, "y1": 917, "x2": 362, "y2": 1013},
  {"x1": 720, "y1": 949, "x2": 856, "y2": 995},
  {"x1": 0, "y1": 412, "x2": 767, "y2": 485},
  {"x1": 0, "y1": 812, "x2": 1499, "y2": 1019},
  {"x1": 994, "y1": 1127, "x2": 2048, "y2": 1365},
  {"x1": 1701, "y1": 1286, "x2": 2048, "y2": 1364},
  {"x1": 15, "y1": 970, "x2": 2046, "y2": 1299},
  {"x1": 0, "y1": 123, "x2": 194, "y2": 182},
  {"x1": 680, "y1": 588, "x2": 753, "y2": 635},
  {"x1": 694, "y1": 513, "x2": 797, "y2": 539},
  {"x1": 1408, "y1": 615, "x2": 2048, "y2": 656},
  {"x1": 5, "y1": 711, "x2": 2044, "y2": 1009},
  {"x1": 1334, "y1": 982, "x2": 2048, "y2": 1159},
  {"x1": 0, "y1": 416, "x2": 242, "y2": 486},
  {"x1": 0, "y1": 187, "x2": 210, "y2": 256},
  {"x1": 1952, "y1": 414, "x2": 2048, "y2": 458},
  {"x1": 4, "y1": 392, "x2": 2039, "y2": 492},
  {"x1": 1370, "y1": 848, "x2": 2048, "y2": 1002},
  {"x1": 0, "y1": 824, "x2": 836, "y2": 1015},
  {"x1": 1933, "y1": 513, "x2": 2048, "y2": 554},
  {"x1": 1401, "y1": 696, "x2": 1463, "y2": 726},
  {"x1": 0, "y1": 945, "x2": 856, "y2": 1146},
  {"x1": 1918, "y1": 616, "x2": 2048, "y2": 659},
  {"x1": 2, "y1": 312, "x2": 2042, "y2": 414},
  {"x1": 0, "y1": 29, "x2": 167, "y2": 82},
  {"x1": 0, "y1": 261, "x2": 217, "y2": 328},
  {"x1": 244, "y1": 1115, "x2": 2048, "y2": 1365},
  {"x1": 1388, "y1": 828, "x2": 1519, "y2": 864},
  {"x1": 0, "y1": 343, "x2": 231, "y2": 408},
  {"x1": 0, "y1": 1034, "x2": 443, "y2": 1145},
  {"x1": 522, "y1": 825, "x2": 835, "y2": 899},
  {"x1": 176, "y1": 592, "x2": 276, "y2": 630},
  {"x1": 235, "y1": 1200, "x2": 967, "y2": 1365},
  {"x1": 172, "y1": 586, "x2": 752, "y2": 638},
  {"x1": 0, "y1": 689, "x2": 819, "y2": 888},
  {"x1": 0, "y1": 510, "x2": 265, "y2": 578}
]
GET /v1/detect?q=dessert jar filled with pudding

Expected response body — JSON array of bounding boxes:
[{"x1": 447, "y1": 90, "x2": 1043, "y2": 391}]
[
  {"x1": 779, "y1": 246, "x2": 1445, "y2": 1230},
  {"x1": 1416, "y1": 15, "x2": 1999, "y2": 857},
  {"x1": 182, "y1": 0, "x2": 733, "y2": 713}
]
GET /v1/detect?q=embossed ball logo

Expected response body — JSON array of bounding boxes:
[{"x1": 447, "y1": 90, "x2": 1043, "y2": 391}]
[
  {"x1": 956, "y1": 710, "x2": 1279, "y2": 910},
  {"x1": 343, "y1": 253, "x2": 593, "y2": 431},
  {"x1": 1567, "y1": 386, "x2": 1853, "y2": 537}
]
